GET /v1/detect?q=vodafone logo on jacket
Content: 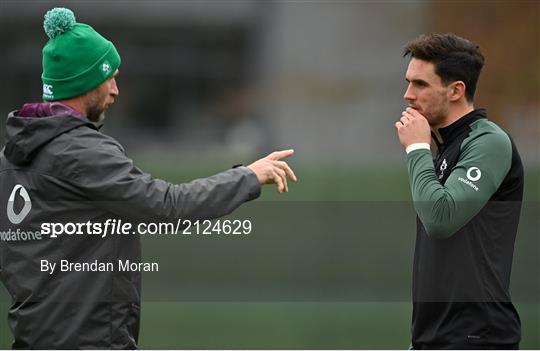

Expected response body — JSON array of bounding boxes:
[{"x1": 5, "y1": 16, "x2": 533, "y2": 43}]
[
  {"x1": 7, "y1": 185, "x2": 32, "y2": 224},
  {"x1": 466, "y1": 167, "x2": 482, "y2": 182}
]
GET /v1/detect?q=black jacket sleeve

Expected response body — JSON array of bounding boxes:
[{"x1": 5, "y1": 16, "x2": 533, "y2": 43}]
[{"x1": 71, "y1": 135, "x2": 261, "y2": 222}]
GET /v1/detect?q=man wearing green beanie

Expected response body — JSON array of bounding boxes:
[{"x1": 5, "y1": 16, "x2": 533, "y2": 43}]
[
  {"x1": 0, "y1": 8, "x2": 296, "y2": 349},
  {"x1": 41, "y1": 7, "x2": 121, "y2": 108}
]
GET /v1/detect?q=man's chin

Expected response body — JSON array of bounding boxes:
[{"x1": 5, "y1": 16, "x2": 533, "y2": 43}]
[
  {"x1": 87, "y1": 111, "x2": 106, "y2": 123},
  {"x1": 96, "y1": 112, "x2": 106, "y2": 123}
]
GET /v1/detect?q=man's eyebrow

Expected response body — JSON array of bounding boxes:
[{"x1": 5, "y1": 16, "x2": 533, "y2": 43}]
[{"x1": 406, "y1": 78, "x2": 429, "y2": 85}]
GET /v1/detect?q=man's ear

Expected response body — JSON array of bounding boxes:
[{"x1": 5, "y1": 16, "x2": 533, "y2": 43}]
[{"x1": 449, "y1": 81, "x2": 466, "y2": 102}]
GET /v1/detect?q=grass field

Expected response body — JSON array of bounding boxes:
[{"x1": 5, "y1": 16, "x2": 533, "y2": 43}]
[
  {"x1": 137, "y1": 302, "x2": 539, "y2": 349},
  {"x1": 0, "y1": 163, "x2": 538, "y2": 348},
  {"x1": 0, "y1": 299, "x2": 538, "y2": 349}
]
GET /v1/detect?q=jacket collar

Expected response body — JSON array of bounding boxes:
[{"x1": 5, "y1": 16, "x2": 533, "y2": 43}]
[
  {"x1": 432, "y1": 108, "x2": 487, "y2": 147},
  {"x1": 16, "y1": 102, "x2": 85, "y2": 119}
]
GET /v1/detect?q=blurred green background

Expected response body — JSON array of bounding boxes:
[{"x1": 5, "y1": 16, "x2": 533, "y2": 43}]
[
  {"x1": 140, "y1": 163, "x2": 540, "y2": 349},
  {"x1": 3, "y1": 163, "x2": 537, "y2": 349}
]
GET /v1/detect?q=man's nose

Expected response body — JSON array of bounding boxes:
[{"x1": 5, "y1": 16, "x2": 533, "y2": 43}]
[
  {"x1": 403, "y1": 85, "x2": 414, "y2": 101},
  {"x1": 110, "y1": 78, "x2": 119, "y2": 97}
]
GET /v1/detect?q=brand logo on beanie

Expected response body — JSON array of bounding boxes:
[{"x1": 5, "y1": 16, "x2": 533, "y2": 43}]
[
  {"x1": 101, "y1": 62, "x2": 111, "y2": 76},
  {"x1": 43, "y1": 84, "x2": 54, "y2": 99}
]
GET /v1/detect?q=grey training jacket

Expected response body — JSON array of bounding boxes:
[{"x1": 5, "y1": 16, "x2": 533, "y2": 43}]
[{"x1": 0, "y1": 111, "x2": 260, "y2": 349}]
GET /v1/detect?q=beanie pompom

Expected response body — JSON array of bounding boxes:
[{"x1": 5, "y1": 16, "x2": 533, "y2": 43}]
[{"x1": 43, "y1": 8, "x2": 76, "y2": 39}]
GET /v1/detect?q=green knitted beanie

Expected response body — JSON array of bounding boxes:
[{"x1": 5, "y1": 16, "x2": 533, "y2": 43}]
[{"x1": 41, "y1": 8, "x2": 121, "y2": 101}]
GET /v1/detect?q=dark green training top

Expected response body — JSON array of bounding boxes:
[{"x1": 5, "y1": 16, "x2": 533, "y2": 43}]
[{"x1": 406, "y1": 109, "x2": 523, "y2": 349}]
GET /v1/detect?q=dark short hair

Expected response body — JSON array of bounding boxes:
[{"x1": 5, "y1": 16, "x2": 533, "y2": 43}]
[{"x1": 403, "y1": 33, "x2": 485, "y2": 102}]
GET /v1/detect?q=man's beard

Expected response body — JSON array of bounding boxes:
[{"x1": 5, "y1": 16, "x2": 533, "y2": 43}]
[
  {"x1": 427, "y1": 108, "x2": 448, "y2": 128},
  {"x1": 86, "y1": 104, "x2": 106, "y2": 123},
  {"x1": 424, "y1": 98, "x2": 449, "y2": 127}
]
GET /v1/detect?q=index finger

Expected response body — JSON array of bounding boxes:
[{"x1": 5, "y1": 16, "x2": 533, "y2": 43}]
[
  {"x1": 268, "y1": 149, "x2": 295, "y2": 161},
  {"x1": 405, "y1": 107, "x2": 424, "y2": 119}
]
